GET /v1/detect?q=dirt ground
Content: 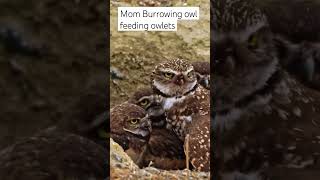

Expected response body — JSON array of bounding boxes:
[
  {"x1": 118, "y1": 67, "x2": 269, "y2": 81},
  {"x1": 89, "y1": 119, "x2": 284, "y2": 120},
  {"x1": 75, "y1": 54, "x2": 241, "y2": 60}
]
[
  {"x1": 0, "y1": 0, "x2": 107, "y2": 149},
  {"x1": 110, "y1": 138, "x2": 210, "y2": 179}
]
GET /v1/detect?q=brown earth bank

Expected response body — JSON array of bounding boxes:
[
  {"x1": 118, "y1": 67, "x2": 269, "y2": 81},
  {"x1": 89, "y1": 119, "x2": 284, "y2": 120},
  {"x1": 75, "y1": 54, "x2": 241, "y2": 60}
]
[{"x1": 110, "y1": 138, "x2": 210, "y2": 179}]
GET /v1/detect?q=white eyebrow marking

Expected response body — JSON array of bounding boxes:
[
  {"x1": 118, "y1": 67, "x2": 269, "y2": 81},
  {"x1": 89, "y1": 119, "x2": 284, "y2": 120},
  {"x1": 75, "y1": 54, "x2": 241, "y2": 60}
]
[
  {"x1": 182, "y1": 67, "x2": 195, "y2": 75},
  {"x1": 159, "y1": 68, "x2": 179, "y2": 74},
  {"x1": 138, "y1": 96, "x2": 152, "y2": 102},
  {"x1": 160, "y1": 65, "x2": 194, "y2": 74}
]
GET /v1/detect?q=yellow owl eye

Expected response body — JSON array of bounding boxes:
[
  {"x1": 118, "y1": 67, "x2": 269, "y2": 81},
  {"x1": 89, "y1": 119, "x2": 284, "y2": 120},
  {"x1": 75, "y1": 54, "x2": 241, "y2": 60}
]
[
  {"x1": 97, "y1": 128, "x2": 108, "y2": 139},
  {"x1": 163, "y1": 72, "x2": 174, "y2": 79},
  {"x1": 248, "y1": 34, "x2": 258, "y2": 48},
  {"x1": 187, "y1": 71, "x2": 194, "y2": 78},
  {"x1": 139, "y1": 99, "x2": 149, "y2": 107},
  {"x1": 130, "y1": 119, "x2": 140, "y2": 125}
]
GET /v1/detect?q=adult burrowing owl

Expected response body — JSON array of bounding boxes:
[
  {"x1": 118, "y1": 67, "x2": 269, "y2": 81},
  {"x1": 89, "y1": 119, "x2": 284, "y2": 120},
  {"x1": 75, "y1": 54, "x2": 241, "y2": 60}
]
[
  {"x1": 151, "y1": 58, "x2": 210, "y2": 171},
  {"x1": 151, "y1": 58, "x2": 198, "y2": 99},
  {"x1": 212, "y1": 0, "x2": 278, "y2": 131},
  {"x1": 0, "y1": 132, "x2": 108, "y2": 180},
  {"x1": 212, "y1": 0, "x2": 320, "y2": 179},
  {"x1": 110, "y1": 102, "x2": 185, "y2": 169}
]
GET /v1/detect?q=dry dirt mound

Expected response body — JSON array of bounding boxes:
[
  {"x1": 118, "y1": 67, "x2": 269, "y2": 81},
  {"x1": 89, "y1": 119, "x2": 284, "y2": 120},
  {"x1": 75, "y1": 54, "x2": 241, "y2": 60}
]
[{"x1": 110, "y1": 138, "x2": 210, "y2": 179}]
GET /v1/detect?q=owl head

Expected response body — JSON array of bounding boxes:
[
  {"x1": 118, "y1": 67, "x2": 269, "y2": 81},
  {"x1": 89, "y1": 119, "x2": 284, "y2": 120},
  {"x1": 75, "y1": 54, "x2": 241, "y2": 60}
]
[
  {"x1": 192, "y1": 61, "x2": 210, "y2": 89},
  {"x1": 151, "y1": 58, "x2": 197, "y2": 97},
  {"x1": 111, "y1": 102, "x2": 152, "y2": 140},
  {"x1": 212, "y1": 0, "x2": 278, "y2": 113},
  {"x1": 128, "y1": 88, "x2": 166, "y2": 127}
]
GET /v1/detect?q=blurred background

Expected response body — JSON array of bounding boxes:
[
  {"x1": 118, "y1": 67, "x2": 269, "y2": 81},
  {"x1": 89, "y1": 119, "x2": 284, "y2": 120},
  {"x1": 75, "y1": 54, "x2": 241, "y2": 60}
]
[{"x1": 0, "y1": 0, "x2": 107, "y2": 150}]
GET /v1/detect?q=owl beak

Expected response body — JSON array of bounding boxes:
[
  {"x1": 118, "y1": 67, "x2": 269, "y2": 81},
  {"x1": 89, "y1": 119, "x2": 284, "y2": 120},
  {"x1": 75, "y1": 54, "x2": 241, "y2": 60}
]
[
  {"x1": 153, "y1": 95, "x2": 163, "y2": 106},
  {"x1": 140, "y1": 116, "x2": 152, "y2": 132},
  {"x1": 174, "y1": 74, "x2": 185, "y2": 85}
]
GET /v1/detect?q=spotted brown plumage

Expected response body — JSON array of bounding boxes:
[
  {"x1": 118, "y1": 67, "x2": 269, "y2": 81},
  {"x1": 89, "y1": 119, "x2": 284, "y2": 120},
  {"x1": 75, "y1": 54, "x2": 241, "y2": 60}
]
[
  {"x1": 151, "y1": 58, "x2": 210, "y2": 171},
  {"x1": 166, "y1": 85, "x2": 210, "y2": 171},
  {"x1": 186, "y1": 114, "x2": 210, "y2": 172},
  {"x1": 153, "y1": 58, "x2": 193, "y2": 73},
  {"x1": 166, "y1": 85, "x2": 210, "y2": 140}
]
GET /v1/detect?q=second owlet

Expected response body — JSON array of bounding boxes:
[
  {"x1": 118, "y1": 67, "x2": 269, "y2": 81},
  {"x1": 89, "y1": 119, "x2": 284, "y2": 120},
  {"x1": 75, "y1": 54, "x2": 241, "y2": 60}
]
[
  {"x1": 128, "y1": 88, "x2": 186, "y2": 170},
  {"x1": 110, "y1": 102, "x2": 186, "y2": 170},
  {"x1": 151, "y1": 58, "x2": 210, "y2": 171},
  {"x1": 128, "y1": 87, "x2": 166, "y2": 128}
]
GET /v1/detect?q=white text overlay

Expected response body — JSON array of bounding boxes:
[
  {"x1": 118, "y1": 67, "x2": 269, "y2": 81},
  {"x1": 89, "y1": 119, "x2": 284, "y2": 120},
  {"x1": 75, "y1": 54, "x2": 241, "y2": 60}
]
[{"x1": 118, "y1": 7, "x2": 200, "y2": 31}]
